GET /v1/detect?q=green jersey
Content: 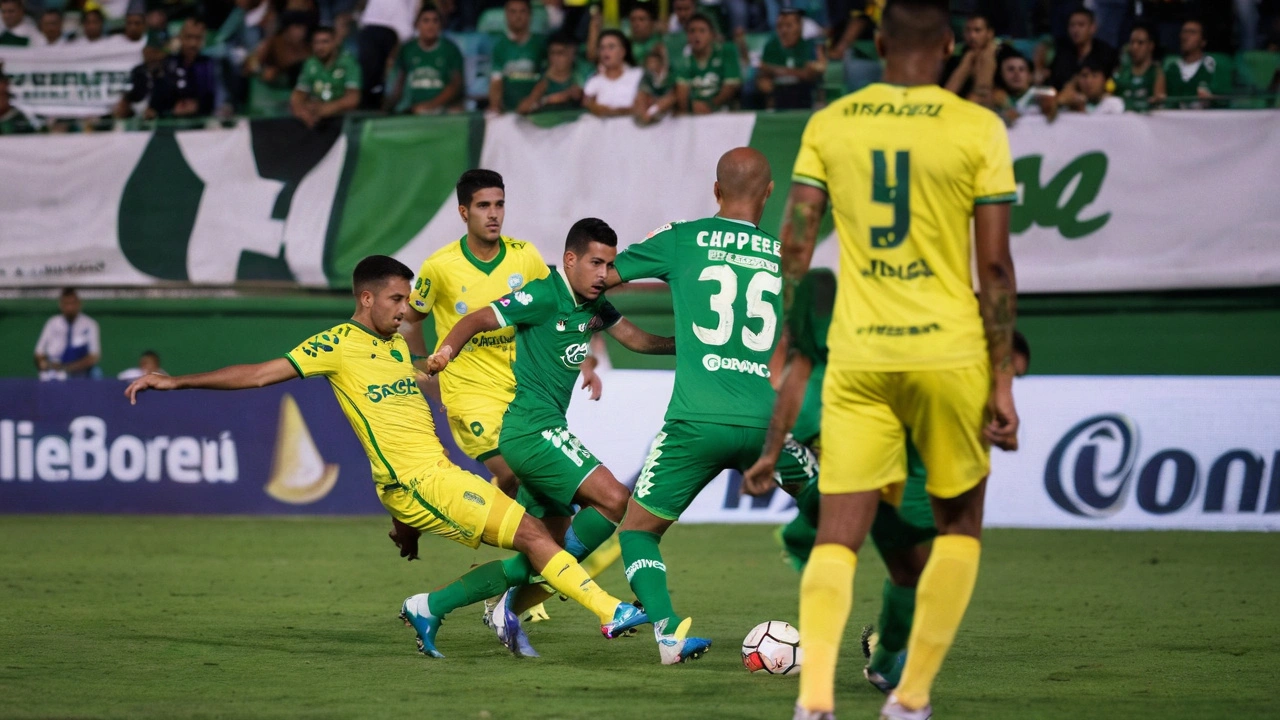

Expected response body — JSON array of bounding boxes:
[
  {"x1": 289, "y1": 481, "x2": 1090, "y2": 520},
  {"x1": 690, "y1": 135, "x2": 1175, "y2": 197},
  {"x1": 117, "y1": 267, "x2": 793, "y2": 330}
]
[
  {"x1": 761, "y1": 36, "x2": 815, "y2": 80},
  {"x1": 396, "y1": 37, "x2": 464, "y2": 106},
  {"x1": 614, "y1": 216, "x2": 783, "y2": 429},
  {"x1": 640, "y1": 68, "x2": 674, "y2": 98},
  {"x1": 492, "y1": 33, "x2": 548, "y2": 109},
  {"x1": 295, "y1": 50, "x2": 362, "y2": 102},
  {"x1": 491, "y1": 268, "x2": 621, "y2": 430},
  {"x1": 1114, "y1": 63, "x2": 1158, "y2": 111},
  {"x1": 787, "y1": 269, "x2": 836, "y2": 446},
  {"x1": 675, "y1": 43, "x2": 742, "y2": 107},
  {"x1": 1165, "y1": 55, "x2": 1214, "y2": 106},
  {"x1": 630, "y1": 35, "x2": 662, "y2": 64},
  {"x1": 539, "y1": 72, "x2": 581, "y2": 111}
]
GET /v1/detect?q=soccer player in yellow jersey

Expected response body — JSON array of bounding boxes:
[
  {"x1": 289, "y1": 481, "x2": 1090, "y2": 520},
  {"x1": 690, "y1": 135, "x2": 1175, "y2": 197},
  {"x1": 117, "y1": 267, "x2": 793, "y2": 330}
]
[
  {"x1": 400, "y1": 169, "x2": 552, "y2": 497},
  {"x1": 124, "y1": 255, "x2": 647, "y2": 658},
  {"x1": 780, "y1": 2, "x2": 1020, "y2": 718}
]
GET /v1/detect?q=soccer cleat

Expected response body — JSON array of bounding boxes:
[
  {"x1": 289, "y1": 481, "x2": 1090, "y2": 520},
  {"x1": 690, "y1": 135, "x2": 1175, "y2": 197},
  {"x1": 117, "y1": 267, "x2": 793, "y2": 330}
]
[
  {"x1": 521, "y1": 602, "x2": 551, "y2": 623},
  {"x1": 655, "y1": 617, "x2": 712, "y2": 665},
  {"x1": 490, "y1": 588, "x2": 540, "y2": 658},
  {"x1": 879, "y1": 695, "x2": 932, "y2": 720},
  {"x1": 399, "y1": 594, "x2": 445, "y2": 659},
  {"x1": 481, "y1": 596, "x2": 498, "y2": 629},
  {"x1": 792, "y1": 706, "x2": 835, "y2": 720},
  {"x1": 601, "y1": 602, "x2": 650, "y2": 639},
  {"x1": 860, "y1": 624, "x2": 905, "y2": 693}
]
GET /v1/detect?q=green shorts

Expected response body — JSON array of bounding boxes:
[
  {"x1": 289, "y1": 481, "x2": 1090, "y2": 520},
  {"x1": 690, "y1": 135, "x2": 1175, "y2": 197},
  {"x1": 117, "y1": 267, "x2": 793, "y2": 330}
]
[
  {"x1": 870, "y1": 441, "x2": 936, "y2": 553},
  {"x1": 501, "y1": 423, "x2": 600, "y2": 519},
  {"x1": 633, "y1": 419, "x2": 820, "y2": 521}
]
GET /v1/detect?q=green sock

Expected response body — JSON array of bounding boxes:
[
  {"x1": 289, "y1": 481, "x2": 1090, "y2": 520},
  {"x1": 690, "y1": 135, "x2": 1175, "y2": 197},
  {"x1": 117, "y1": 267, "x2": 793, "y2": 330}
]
[
  {"x1": 869, "y1": 580, "x2": 916, "y2": 673},
  {"x1": 618, "y1": 529, "x2": 679, "y2": 630},
  {"x1": 426, "y1": 560, "x2": 511, "y2": 617},
  {"x1": 500, "y1": 553, "x2": 536, "y2": 585},
  {"x1": 564, "y1": 507, "x2": 618, "y2": 560}
]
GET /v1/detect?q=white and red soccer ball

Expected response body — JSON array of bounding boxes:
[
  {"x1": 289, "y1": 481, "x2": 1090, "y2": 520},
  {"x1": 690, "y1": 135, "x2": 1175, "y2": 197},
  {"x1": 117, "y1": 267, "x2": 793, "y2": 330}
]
[{"x1": 741, "y1": 621, "x2": 802, "y2": 675}]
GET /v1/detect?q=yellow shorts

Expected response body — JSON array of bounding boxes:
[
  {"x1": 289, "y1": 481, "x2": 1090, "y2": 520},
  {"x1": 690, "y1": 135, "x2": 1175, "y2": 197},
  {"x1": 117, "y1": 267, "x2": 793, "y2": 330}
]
[
  {"x1": 443, "y1": 393, "x2": 510, "y2": 462},
  {"x1": 818, "y1": 362, "x2": 991, "y2": 500},
  {"x1": 377, "y1": 458, "x2": 523, "y2": 550}
]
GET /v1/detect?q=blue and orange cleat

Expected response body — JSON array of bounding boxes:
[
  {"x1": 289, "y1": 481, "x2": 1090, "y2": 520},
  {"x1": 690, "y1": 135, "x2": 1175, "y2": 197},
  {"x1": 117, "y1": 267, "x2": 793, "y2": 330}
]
[
  {"x1": 601, "y1": 602, "x2": 649, "y2": 639},
  {"x1": 399, "y1": 593, "x2": 445, "y2": 659},
  {"x1": 655, "y1": 617, "x2": 712, "y2": 664}
]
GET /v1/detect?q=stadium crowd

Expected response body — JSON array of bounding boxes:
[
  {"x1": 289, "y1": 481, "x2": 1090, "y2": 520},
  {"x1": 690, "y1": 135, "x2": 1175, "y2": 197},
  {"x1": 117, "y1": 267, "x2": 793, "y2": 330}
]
[{"x1": 1, "y1": 0, "x2": 1278, "y2": 133}]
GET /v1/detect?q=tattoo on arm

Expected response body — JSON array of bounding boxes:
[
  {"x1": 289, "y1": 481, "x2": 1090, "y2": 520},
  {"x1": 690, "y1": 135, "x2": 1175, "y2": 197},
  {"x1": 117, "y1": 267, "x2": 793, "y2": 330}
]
[
  {"x1": 981, "y1": 266, "x2": 1017, "y2": 376},
  {"x1": 780, "y1": 194, "x2": 825, "y2": 317}
]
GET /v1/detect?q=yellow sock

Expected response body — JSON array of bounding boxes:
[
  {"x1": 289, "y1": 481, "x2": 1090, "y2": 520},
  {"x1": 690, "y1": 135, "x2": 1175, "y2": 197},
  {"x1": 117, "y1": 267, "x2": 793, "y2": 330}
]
[
  {"x1": 537, "y1": 550, "x2": 620, "y2": 623},
  {"x1": 797, "y1": 544, "x2": 857, "y2": 713},
  {"x1": 581, "y1": 535, "x2": 623, "y2": 578},
  {"x1": 895, "y1": 534, "x2": 982, "y2": 710}
]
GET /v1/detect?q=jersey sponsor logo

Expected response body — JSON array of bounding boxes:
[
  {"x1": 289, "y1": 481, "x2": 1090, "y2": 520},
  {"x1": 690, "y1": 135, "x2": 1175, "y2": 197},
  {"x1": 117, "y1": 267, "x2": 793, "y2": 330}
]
[
  {"x1": 1012, "y1": 152, "x2": 1110, "y2": 239},
  {"x1": 499, "y1": 298, "x2": 512, "y2": 307},
  {"x1": 1045, "y1": 413, "x2": 1280, "y2": 518},
  {"x1": 624, "y1": 558, "x2": 667, "y2": 581},
  {"x1": 413, "y1": 276, "x2": 431, "y2": 298},
  {"x1": 854, "y1": 323, "x2": 941, "y2": 337},
  {"x1": 556, "y1": 320, "x2": 566, "y2": 331},
  {"x1": 701, "y1": 353, "x2": 771, "y2": 378},
  {"x1": 514, "y1": 291, "x2": 533, "y2": 306},
  {"x1": 363, "y1": 377, "x2": 421, "y2": 403},
  {"x1": 468, "y1": 332, "x2": 515, "y2": 349},
  {"x1": 645, "y1": 222, "x2": 673, "y2": 238},
  {"x1": 463, "y1": 490, "x2": 486, "y2": 506},
  {"x1": 861, "y1": 257, "x2": 935, "y2": 281},
  {"x1": 469, "y1": 421, "x2": 484, "y2": 436},
  {"x1": 842, "y1": 102, "x2": 943, "y2": 117},
  {"x1": 562, "y1": 342, "x2": 590, "y2": 367},
  {"x1": 0, "y1": 417, "x2": 238, "y2": 484},
  {"x1": 455, "y1": 301, "x2": 468, "y2": 314},
  {"x1": 708, "y1": 249, "x2": 780, "y2": 274},
  {"x1": 696, "y1": 229, "x2": 781, "y2": 257},
  {"x1": 507, "y1": 273, "x2": 524, "y2": 288},
  {"x1": 301, "y1": 333, "x2": 341, "y2": 357}
]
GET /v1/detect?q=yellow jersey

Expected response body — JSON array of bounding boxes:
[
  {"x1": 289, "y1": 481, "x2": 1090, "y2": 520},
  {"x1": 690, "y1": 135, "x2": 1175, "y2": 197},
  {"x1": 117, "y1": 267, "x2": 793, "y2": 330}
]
[
  {"x1": 285, "y1": 321, "x2": 443, "y2": 486},
  {"x1": 792, "y1": 83, "x2": 1016, "y2": 371},
  {"x1": 412, "y1": 236, "x2": 550, "y2": 405}
]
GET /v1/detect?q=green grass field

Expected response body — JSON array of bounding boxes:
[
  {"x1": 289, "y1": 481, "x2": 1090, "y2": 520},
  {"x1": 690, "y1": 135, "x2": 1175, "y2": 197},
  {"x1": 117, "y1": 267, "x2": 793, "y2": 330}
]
[{"x1": 1, "y1": 517, "x2": 1277, "y2": 720}]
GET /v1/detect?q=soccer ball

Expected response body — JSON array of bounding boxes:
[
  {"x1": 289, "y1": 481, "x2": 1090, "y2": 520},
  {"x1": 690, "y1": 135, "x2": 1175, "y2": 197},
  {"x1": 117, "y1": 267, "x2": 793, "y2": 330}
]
[{"x1": 741, "y1": 621, "x2": 802, "y2": 675}]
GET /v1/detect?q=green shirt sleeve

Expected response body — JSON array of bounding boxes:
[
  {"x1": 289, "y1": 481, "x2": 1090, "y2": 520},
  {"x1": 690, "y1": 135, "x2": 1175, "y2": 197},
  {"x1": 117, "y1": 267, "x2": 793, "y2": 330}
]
[
  {"x1": 762, "y1": 37, "x2": 784, "y2": 67},
  {"x1": 445, "y1": 39, "x2": 464, "y2": 80},
  {"x1": 491, "y1": 39, "x2": 508, "y2": 79},
  {"x1": 492, "y1": 278, "x2": 558, "y2": 328},
  {"x1": 674, "y1": 56, "x2": 692, "y2": 85},
  {"x1": 295, "y1": 58, "x2": 317, "y2": 92},
  {"x1": 613, "y1": 223, "x2": 676, "y2": 282},
  {"x1": 341, "y1": 52, "x2": 362, "y2": 89},
  {"x1": 722, "y1": 44, "x2": 742, "y2": 83}
]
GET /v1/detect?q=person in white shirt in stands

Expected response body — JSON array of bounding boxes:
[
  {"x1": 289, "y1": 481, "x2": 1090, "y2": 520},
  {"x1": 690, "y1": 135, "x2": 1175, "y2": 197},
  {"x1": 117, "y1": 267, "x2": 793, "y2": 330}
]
[
  {"x1": 356, "y1": 0, "x2": 418, "y2": 109},
  {"x1": 117, "y1": 350, "x2": 166, "y2": 381},
  {"x1": 583, "y1": 30, "x2": 642, "y2": 117},
  {"x1": 34, "y1": 288, "x2": 102, "y2": 381}
]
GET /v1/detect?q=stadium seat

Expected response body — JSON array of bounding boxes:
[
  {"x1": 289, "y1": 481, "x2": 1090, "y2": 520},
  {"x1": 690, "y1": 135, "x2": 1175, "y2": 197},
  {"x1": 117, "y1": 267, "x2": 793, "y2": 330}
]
[
  {"x1": 1237, "y1": 50, "x2": 1280, "y2": 93},
  {"x1": 1208, "y1": 52, "x2": 1236, "y2": 96},
  {"x1": 1007, "y1": 37, "x2": 1041, "y2": 62},
  {"x1": 477, "y1": 5, "x2": 551, "y2": 36},
  {"x1": 447, "y1": 31, "x2": 496, "y2": 102}
]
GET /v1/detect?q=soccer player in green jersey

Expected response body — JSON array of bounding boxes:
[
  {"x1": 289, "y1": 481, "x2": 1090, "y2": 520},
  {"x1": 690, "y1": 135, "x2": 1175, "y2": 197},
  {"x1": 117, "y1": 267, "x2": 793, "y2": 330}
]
[
  {"x1": 489, "y1": 0, "x2": 549, "y2": 113},
  {"x1": 744, "y1": 269, "x2": 1032, "y2": 695},
  {"x1": 425, "y1": 218, "x2": 674, "y2": 657},
  {"x1": 291, "y1": 26, "x2": 361, "y2": 128},
  {"x1": 388, "y1": 6, "x2": 465, "y2": 114},
  {"x1": 675, "y1": 13, "x2": 742, "y2": 114},
  {"x1": 600, "y1": 147, "x2": 819, "y2": 665},
  {"x1": 125, "y1": 255, "x2": 647, "y2": 660}
]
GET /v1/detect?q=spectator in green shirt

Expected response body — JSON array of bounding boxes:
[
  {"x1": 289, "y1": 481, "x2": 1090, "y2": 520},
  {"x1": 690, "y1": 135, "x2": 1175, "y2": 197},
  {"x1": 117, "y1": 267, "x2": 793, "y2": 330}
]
[
  {"x1": 1114, "y1": 25, "x2": 1166, "y2": 112},
  {"x1": 1165, "y1": 19, "x2": 1215, "y2": 109},
  {"x1": 489, "y1": 0, "x2": 548, "y2": 114},
  {"x1": 756, "y1": 8, "x2": 823, "y2": 110},
  {"x1": 628, "y1": 4, "x2": 663, "y2": 63},
  {"x1": 635, "y1": 45, "x2": 677, "y2": 124},
  {"x1": 517, "y1": 32, "x2": 583, "y2": 114},
  {"x1": 388, "y1": 6, "x2": 465, "y2": 114},
  {"x1": 291, "y1": 26, "x2": 361, "y2": 128},
  {"x1": 675, "y1": 13, "x2": 740, "y2": 114}
]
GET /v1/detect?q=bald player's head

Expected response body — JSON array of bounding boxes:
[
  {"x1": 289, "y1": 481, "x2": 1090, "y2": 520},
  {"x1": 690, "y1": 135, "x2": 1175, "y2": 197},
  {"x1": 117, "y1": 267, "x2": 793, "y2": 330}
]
[
  {"x1": 715, "y1": 147, "x2": 773, "y2": 204},
  {"x1": 879, "y1": 0, "x2": 952, "y2": 55}
]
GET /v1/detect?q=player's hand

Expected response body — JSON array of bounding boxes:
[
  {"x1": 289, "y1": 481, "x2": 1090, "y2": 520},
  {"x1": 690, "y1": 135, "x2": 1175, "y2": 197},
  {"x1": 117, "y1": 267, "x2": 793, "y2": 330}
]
[
  {"x1": 425, "y1": 346, "x2": 452, "y2": 375},
  {"x1": 580, "y1": 365, "x2": 603, "y2": 401},
  {"x1": 742, "y1": 457, "x2": 779, "y2": 497},
  {"x1": 984, "y1": 383, "x2": 1019, "y2": 451},
  {"x1": 125, "y1": 372, "x2": 177, "y2": 405},
  {"x1": 388, "y1": 518, "x2": 421, "y2": 561}
]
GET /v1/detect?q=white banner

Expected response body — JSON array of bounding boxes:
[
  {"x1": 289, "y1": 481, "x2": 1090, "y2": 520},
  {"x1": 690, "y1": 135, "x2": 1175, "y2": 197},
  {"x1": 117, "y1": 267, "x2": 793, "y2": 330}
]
[
  {"x1": 0, "y1": 39, "x2": 144, "y2": 118},
  {"x1": 569, "y1": 371, "x2": 1280, "y2": 530}
]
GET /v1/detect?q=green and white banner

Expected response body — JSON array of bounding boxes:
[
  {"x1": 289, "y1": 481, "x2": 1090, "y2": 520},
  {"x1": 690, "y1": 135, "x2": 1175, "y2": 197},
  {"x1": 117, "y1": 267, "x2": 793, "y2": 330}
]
[
  {"x1": 2, "y1": 110, "x2": 1279, "y2": 292},
  {"x1": 0, "y1": 39, "x2": 144, "y2": 118}
]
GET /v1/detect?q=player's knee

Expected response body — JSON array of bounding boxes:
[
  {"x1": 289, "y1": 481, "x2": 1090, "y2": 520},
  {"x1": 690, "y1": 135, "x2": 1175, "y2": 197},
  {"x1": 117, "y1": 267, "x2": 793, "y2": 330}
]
[
  {"x1": 598, "y1": 482, "x2": 629, "y2": 523},
  {"x1": 511, "y1": 513, "x2": 553, "y2": 555}
]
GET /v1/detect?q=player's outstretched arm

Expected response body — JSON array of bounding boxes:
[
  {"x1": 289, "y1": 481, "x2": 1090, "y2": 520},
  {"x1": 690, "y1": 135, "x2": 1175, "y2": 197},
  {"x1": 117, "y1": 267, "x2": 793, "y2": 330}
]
[
  {"x1": 426, "y1": 307, "x2": 501, "y2": 374},
  {"x1": 743, "y1": 349, "x2": 813, "y2": 496},
  {"x1": 605, "y1": 318, "x2": 674, "y2": 355},
  {"x1": 975, "y1": 202, "x2": 1020, "y2": 451},
  {"x1": 780, "y1": 184, "x2": 828, "y2": 313},
  {"x1": 125, "y1": 358, "x2": 297, "y2": 405}
]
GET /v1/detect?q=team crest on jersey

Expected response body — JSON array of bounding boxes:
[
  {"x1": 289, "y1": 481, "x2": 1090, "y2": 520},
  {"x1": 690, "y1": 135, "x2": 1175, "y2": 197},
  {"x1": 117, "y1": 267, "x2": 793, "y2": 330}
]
[
  {"x1": 455, "y1": 301, "x2": 468, "y2": 314},
  {"x1": 556, "y1": 319, "x2": 566, "y2": 331},
  {"x1": 508, "y1": 273, "x2": 524, "y2": 288}
]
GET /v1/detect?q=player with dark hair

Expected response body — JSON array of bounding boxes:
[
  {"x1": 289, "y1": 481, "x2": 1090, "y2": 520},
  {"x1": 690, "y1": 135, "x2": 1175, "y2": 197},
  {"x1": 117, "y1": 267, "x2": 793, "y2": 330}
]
[
  {"x1": 780, "y1": 0, "x2": 1019, "y2": 716},
  {"x1": 125, "y1": 255, "x2": 647, "y2": 658},
  {"x1": 597, "y1": 147, "x2": 819, "y2": 665},
  {"x1": 424, "y1": 217, "x2": 673, "y2": 656}
]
